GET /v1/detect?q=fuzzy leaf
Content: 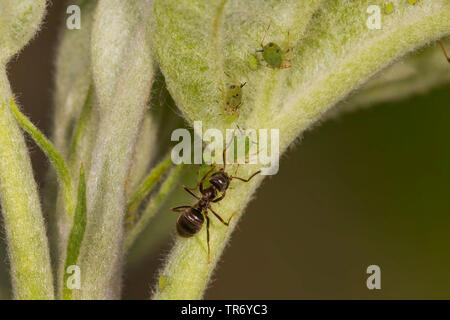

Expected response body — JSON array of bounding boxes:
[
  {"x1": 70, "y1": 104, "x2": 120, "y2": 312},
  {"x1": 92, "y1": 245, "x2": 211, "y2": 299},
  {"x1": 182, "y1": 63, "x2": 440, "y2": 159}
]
[
  {"x1": 76, "y1": 0, "x2": 156, "y2": 299},
  {"x1": 328, "y1": 38, "x2": 450, "y2": 118},
  {"x1": 0, "y1": 1, "x2": 53, "y2": 299},
  {"x1": 53, "y1": 0, "x2": 98, "y2": 158},
  {"x1": 153, "y1": 0, "x2": 450, "y2": 299},
  {"x1": 0, "y1": 79, "x2": 54, "y2": 300},
  {"x1": 0, "y1": 0, "x2": 46, "y2": 64}
]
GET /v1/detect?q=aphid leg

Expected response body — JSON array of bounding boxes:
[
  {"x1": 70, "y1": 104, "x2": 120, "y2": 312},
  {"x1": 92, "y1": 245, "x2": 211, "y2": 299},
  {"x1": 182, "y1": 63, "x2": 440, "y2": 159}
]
[
  {"x1": 124, "y1": 172, "x2": 130, "y2": 191},
  {"x1": 284, "y1": 32, "x2": 294, "y2": 60},
  {"x1": 230, "y1": 170, "x2": 262, "y2": 182},
  {"x1": 438, "y1": 40, "x2": 450, "y2": 63},
  {"x1": 182, "y1": 185, "x2": 201, "y2": 199},
  {"x1": 286, "y1": 31, "x2": 291, "y2": 53},
  {"x1": 208, "y1": 206, "x2": 237, "y2": 226},
  {"x1": 171, "y1": 206, "x2": 191, "y2": 212},
  {"x1": 206, "y1": 214, "x2": 211, "y2": 264},
  {"x1": 260, "y1": 23, "x2": 271, "y2": 48},
  {"x1": 279, "y1": 64, "x2": 292, "y2": 69},
  {"x1": 220, "y1": 88, "x2": 227, "y2": 107}
]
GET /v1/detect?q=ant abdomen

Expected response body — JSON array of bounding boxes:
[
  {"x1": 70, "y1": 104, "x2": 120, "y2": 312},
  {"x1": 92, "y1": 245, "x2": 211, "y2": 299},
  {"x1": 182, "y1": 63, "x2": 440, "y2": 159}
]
[{"x1": 176, "y1": 207, "x2": 204, "y2": 237}]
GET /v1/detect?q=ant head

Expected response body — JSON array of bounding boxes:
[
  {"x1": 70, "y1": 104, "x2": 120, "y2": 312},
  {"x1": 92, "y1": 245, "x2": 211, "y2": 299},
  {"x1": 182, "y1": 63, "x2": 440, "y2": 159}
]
[{"x1": 209, "y1": 171, "x2": 230, "y2": 192}]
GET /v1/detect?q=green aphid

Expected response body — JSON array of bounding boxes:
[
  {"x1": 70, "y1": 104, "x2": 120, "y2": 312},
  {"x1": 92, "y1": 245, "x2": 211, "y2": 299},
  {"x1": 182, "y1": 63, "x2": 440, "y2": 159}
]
[
  {"x1": 221, "y1": 72, "x2": 246, "y2": 114},
  {"x1": 385, "y1": 3, "x2": 394, "y2": 14},
  {"x1": 158, "y1": 276, "x2": 167, "y2": 291},
  {"x1": 408, "y1": 0, "x2": 417, "y2": 5},
  {"x1": 256, "y1": 24, "x2": 292, "y2": 69},
  {"x1": 248, "y1": 53, "x2": 259, "y2": 70}
]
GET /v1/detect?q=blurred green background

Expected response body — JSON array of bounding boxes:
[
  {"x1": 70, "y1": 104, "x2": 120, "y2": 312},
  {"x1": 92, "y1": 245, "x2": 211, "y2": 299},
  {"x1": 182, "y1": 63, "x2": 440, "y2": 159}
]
[{"x1": 2, "y1": 2, "x2": 450, "y2": 299}]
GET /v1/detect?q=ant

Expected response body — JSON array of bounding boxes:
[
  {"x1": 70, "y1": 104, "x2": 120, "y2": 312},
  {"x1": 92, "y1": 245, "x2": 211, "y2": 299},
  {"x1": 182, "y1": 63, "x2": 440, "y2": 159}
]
[{"x1": 171, "y1": 135, "x2": 261, "y2": 263}]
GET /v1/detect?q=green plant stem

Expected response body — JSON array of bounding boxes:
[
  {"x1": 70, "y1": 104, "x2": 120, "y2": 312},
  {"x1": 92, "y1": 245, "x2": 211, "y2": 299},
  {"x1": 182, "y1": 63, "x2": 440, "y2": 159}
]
[
  {"x1": 126, "y1": 153, "x2": 173, "y2": 221},
  {"x1": 68, "y1": 85, "x2": 94, "y2": 162},
  {"x1": 0, "y1": 71, "x2": 54, "y2": 299},
  {"x1": 63, "y1": 166, "x2": 87, "y2": 300},
  {"x1": 75, "y1": 0, "x2": 156, "y2": 299},
  {"x1": 125, "y1": 164, "x2": 185, "y2": 252},
  {"x1": 10, "y1": 98, "x2": 75, "y2": 220}
]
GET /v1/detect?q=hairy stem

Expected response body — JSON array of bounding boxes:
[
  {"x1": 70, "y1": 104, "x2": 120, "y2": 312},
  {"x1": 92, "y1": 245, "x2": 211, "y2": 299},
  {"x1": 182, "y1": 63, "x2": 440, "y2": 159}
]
[
  {"x1": 10, "y1": 99, "x2": 75, "y2": 220},
  {"x1": 125, "y1": 164, "x2": 185, "y2": 252},
  {"x1": 75, "y1": 0, "x2": 156, "y2": 299},
  {"x1": 126, "y1": 153, "x2": 173, "y2": 220},
  {"x1": 0, "y1": 71, "x2": 54, "y2": 299},
  {"x1": 152, "y1": 0, "x2": 450, "y2": 299}
]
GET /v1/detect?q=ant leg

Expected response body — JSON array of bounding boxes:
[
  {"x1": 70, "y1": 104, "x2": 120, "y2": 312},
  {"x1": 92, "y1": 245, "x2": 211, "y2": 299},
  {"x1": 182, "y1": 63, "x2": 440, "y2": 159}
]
[
  {"x1": 230, "y1": 170, "x2": 261, "y2": 182},
  {"x1": 206, "y1": 215, "x2": 211, "y2": 264},
  {"x1": 182, "y1": 185, "x2": 201, "y2": 200},
  {"x1": 171, "y1": 206, "x2": 191, "y2": 212},
  {"x1": 223, "y1": 130, "x2": 237, "y2": 171},
  {"x1": 279, "y1": 64, "x2": 292, "y2": 69},
  {"x1": 185, "y1": 165, "x2": 216, "y2": 193},
  {"x1": 208, "y1": 206, "x2": 237, "y2": 226},
  {"x1": 212, "y1": 191, "x2": 226, "y2": 203},
  {"x1": 438, "y1": 40, "x2": 450, "y2": 63}
]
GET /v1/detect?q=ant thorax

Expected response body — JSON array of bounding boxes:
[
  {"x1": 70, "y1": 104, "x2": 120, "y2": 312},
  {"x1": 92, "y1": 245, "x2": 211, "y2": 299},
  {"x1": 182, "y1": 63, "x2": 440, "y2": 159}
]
[{"x1": 201, "y1": 186, "x2": 217, "y2": 202}]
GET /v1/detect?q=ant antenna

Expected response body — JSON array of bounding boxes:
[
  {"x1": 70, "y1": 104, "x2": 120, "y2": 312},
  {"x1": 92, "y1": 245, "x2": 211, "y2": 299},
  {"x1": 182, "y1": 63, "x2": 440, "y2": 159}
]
[
  {"x1": 222, "y1": 130, "x2": 236, "y2": 171},
  {"x1": 234, "y1": 164, "x2": 240, "y2": 176},
  {"x1": 438, "y1": 40, "x2": 450, "y2": 63}
]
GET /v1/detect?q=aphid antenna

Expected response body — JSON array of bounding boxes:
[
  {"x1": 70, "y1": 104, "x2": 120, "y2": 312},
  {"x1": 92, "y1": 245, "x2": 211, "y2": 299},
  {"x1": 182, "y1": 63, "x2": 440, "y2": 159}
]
[
  {"x1": 224, "y1": 72, "x2": 245, "y2": 87},
  {"x1": 260, "y1": 23, "x2": 271, "y2": 48}
]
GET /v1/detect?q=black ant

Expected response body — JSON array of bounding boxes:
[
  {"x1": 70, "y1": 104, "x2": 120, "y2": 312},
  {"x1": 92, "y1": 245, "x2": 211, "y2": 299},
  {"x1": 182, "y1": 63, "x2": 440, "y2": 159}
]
[{"x1": 171, "y1": 136, "x2": 261, "y2": 263}]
